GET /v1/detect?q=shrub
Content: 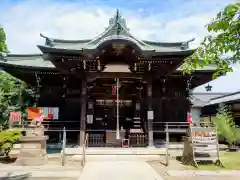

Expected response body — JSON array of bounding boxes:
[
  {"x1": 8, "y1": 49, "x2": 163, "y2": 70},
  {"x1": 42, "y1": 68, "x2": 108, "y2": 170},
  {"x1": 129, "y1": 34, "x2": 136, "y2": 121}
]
[
  {"x1": 0, "y1": 129, "x2": 22, "y2": 157},
  {"x1": 214, "y1": 103, "x2": 240, "y2": 145}
]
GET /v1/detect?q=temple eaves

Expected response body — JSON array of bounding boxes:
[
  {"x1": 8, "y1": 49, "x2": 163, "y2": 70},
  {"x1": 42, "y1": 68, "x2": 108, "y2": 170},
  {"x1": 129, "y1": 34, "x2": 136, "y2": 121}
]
[{"x1": 0, "y1": 52, "x2": 217, "y2": 72}]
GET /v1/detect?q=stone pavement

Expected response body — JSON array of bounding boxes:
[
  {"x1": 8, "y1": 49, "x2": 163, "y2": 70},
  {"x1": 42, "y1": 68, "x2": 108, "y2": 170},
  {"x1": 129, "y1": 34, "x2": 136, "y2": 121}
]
[
  {"x1": 1, "y1": 156, "x2": 240, "y2": 180},
  {"x1": 0, "y1": 164, "x2": 82, "y2": 179},
  {"x1": 78, "y1": 161, "x2": 164, "y2": 180}
]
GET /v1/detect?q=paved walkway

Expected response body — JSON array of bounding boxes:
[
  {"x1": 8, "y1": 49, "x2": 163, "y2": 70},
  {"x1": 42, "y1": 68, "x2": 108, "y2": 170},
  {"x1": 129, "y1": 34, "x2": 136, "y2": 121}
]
[
  {"x1": 0, "y1": 164, "x2": 82, "y2": 179},
  {"x1": 79, "y1": 161, "x2": 164, "y2": 180}
]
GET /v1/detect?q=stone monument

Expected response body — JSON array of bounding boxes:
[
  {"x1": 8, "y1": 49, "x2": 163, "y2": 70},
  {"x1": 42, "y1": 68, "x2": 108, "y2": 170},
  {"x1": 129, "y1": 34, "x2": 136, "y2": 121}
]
[{"x1": 15, "y1": 118, "x2": 48, "y2": 166}]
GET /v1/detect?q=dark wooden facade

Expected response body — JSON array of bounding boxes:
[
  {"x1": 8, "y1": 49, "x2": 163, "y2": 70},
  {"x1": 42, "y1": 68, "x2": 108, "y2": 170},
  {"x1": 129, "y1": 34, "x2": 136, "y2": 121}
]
[{"x1": 0, "y1": 10, "x2": 215, "y2": 146}]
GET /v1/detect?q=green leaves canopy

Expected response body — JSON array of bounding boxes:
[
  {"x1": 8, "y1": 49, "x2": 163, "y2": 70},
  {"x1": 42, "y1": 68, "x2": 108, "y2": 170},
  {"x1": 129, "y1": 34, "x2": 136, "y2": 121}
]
[
  {"x1": 0, "y1": 73, "x2": 35, "y2": 128},
  {"x1": 182, "y1": 3, "x2": 240, "y2": 78},
  {"x1": 0, "y1": 27, "x2": 8, "y2": 52},
  {"x1": 0, "y1": 28, "x2": 35, "y2": 127},
  {"x1": 214, "y1": 103, "x2": 240, "y2": 145}
]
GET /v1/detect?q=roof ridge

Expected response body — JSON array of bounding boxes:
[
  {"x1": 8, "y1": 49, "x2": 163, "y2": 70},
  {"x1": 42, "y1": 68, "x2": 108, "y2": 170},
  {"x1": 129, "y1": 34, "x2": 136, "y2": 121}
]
[
  {"x1": 86, "y1": 9, "x2": 153, "y2": 50},
  {"x1": 40, "y1": 33, "x2": 91, "y2": 44},
  {"x1": 143, "y1": 38, "x2": 195, "y2": 47},
  {"x1": 7, "y1": 53, "x2": 42, "y2": 57},
  {"x1": 210, "y1": 90, "x2": 240, "y2": 101},
  {"x1": 0, "y1": 53, "x2": 43, "y2": 62}
]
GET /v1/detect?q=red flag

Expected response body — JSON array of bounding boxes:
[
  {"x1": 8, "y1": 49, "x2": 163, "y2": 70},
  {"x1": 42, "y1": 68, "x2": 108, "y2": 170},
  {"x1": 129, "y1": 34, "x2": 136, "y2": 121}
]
[
  {"x1": 37, "y1": 115, "x2": 44, "y2": 122},
  {"x1": 187, "y1": 112, "x2": 193, "y2": 124},
  {"x1": 48, "y1": 108, "x2": 54, "y2": 119},
  {"x1": 9, "y1": 112, "x2": 21, "y2": 121}
]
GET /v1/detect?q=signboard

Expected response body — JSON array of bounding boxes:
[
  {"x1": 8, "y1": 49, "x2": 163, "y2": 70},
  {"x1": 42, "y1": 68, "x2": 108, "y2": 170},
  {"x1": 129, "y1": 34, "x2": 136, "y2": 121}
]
[
  {"x1": 27, "y1": 107, "x2": 59, "y2": 120},
  {"x1": 136, "y1": 103, "x2": 140, "y2": 111},
  {"x1": 87, "y1": 115, "x2": 93, "y2": 124},
  {"x1": 95, "y1": 117, "x2": 102, "y2": 121},
  {"x1": 147, "y1": 111, "x2": 154, "y2": 120},
  {"x1": 9, "y1": 111, "x2": 21, "y2": 122},
  {"x1": 88, "y1": 102, "x2": 93, "y2": 110}
]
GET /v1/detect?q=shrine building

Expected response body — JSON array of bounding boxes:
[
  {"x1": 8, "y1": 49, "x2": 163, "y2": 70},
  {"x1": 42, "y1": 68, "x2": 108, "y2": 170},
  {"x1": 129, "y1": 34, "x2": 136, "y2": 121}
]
[{"x1": 0, "y1": 10, "x2": 216, "y2": 147}]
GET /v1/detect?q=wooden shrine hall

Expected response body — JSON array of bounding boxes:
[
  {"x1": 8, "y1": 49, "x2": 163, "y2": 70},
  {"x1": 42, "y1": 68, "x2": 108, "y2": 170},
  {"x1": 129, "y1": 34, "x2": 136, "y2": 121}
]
[{"x1": 0, "y1": 10, "x2": 216, "y2": 147}]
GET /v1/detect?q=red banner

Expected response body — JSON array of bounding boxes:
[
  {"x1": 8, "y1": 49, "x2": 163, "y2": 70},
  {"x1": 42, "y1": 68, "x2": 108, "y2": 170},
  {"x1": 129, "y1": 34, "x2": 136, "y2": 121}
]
[
  {"x1": 9, "y1": 112, "x2": 21, "y2": 121},
  {"x1": 27, "y1": 107, "x2": 59, "y2": 120}
]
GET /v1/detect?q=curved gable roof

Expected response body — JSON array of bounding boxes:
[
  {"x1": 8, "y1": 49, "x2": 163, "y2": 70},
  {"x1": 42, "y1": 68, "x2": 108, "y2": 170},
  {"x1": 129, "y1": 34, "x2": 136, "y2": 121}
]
[{"x1": 39, "y1": 10, "x2": 195, "y2": 53}]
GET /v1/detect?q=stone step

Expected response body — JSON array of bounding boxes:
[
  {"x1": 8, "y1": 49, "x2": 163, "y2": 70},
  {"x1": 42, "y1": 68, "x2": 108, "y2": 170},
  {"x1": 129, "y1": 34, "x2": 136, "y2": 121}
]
[
  {"x1": 65, "y1": 147, "x2": 168, "y2": 155},
  {"x1": 71, "y1": 154, "x2": 162, "y2": 161},
  {"x1": 78, "y1": 161, "x2": 164, "y2": 180}
]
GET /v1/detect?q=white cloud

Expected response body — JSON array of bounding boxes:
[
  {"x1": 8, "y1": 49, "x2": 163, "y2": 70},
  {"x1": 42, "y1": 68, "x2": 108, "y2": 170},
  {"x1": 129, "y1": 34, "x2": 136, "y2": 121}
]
[
  {"x1": 0, "y1": 0, "x2": 238, "y2": 93},
  {"x1": 0, "y1": 0, "x2": 228, "y2": 53}
]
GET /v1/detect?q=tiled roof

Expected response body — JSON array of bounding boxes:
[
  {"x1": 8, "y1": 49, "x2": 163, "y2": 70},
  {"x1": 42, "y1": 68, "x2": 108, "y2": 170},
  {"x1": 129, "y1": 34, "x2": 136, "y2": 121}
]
[
  {"x1": 39, "y1": 10, "x2": 195, "y2": 53},
  {"x1": 0, "y1": 52, "x2": 216, "y2": 72},
  {"x1": 0, "y1": 53, "x2": 55, "y2": 68},
  {"x1": 206, "y1": 91, "x2": 240, "y2": 106},
  {"x1": 191, "y1": 92, "x2": 230, "y2": 107}
]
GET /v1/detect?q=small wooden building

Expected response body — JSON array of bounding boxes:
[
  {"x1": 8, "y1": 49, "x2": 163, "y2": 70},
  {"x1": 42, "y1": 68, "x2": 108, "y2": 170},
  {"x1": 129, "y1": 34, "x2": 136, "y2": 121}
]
[{"x1": 0, "y1": 10, "x2": 215, "y2": 147}]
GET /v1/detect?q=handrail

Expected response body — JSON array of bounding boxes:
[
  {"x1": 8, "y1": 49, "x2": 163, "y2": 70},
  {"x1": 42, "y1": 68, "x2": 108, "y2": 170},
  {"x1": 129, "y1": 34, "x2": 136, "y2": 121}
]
[
  {"x1": 61, "y1": 127, "x2": 66, "y2": 166},
  {"x1": 165, "y1": 123, "x2": 169, "y2": 166},
  {"x1": 81, "y1": 133, "x2": 88, "y2": 167}
]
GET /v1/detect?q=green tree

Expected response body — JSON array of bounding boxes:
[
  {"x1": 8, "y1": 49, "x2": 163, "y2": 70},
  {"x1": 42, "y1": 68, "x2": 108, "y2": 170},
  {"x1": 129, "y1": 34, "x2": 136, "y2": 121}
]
[
  {"x1": 0, "y1": 27, "x2": 8, "y2": 52},
  {"x1": 214, "y1": 103, "x2": 240, "y2": 146},
  {"x1": 0, "y1": 73, "x2": 35, "y2": 128},
  {"x1": 182, "y1": 3, "x2": 240, "y2": 78},
  {"x1": 0, "y1": 27, "x2": 35, "y2": 128}
]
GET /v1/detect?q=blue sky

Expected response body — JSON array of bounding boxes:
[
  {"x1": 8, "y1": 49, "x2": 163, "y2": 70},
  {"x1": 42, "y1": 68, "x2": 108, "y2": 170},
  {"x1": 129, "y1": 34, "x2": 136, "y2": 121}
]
[{"x1": 0, "y1": 0, "x2": 239, "y2": 93}]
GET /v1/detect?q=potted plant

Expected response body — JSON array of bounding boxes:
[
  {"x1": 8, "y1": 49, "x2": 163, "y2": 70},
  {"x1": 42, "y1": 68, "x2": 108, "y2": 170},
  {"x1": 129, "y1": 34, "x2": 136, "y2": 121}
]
[{"x1": 214, "y1": 103, "x2": 240, "y2": 151}]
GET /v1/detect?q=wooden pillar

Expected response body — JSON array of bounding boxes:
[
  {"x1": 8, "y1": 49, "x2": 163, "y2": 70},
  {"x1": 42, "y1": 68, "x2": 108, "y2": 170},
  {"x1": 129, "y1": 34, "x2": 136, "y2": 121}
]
[
  {"x1": 35, "y1": 73, "x2": 41, "y2": 106},
  {"x1": 147, "y1": 78, "x2": 154, "y2": 147},
  {"x1": 79, "y1": 79, "x2": 87, "y2": 146}
]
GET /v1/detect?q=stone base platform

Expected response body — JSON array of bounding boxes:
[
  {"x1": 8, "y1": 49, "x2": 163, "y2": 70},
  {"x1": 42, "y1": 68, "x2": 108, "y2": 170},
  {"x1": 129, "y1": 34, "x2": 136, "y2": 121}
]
[
  {"x1": 65, "y1": 147, "x2": 167, "y2": 155},
  {"x1": 15, "y1": 136, "x2": 48, "y2": 166}
]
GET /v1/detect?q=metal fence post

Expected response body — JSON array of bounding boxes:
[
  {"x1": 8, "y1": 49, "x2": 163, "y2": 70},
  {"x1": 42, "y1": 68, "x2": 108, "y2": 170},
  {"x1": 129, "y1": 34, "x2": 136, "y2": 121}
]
[
  {"x1": 165, "y1": 123, "x2": 169, "y2": 166},
  {"x1": 61, "y1": 127, "x2": 66, "y2": 166}
]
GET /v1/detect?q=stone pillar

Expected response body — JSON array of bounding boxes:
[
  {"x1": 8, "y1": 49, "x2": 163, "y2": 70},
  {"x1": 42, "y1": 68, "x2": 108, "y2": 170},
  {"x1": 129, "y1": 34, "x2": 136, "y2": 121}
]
[
  {"x1": 147, "y1": 78, "x2": 154, "y2": 147},
  {"x1": 79, "y1": 79, "x2": 87, "y2": 146}
]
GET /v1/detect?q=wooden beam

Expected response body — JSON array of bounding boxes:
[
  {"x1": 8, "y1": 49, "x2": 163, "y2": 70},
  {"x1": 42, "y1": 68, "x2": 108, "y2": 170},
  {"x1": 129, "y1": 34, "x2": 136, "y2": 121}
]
[{"x1": 86, "y1": 72, "x2": 146, "y2": 78}]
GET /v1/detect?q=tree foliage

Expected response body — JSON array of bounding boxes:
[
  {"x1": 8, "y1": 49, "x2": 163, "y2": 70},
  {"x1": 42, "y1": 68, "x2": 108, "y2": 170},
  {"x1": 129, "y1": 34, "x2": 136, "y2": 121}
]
[
  {"x1": 0, "y1": 28, "x2": 35, "y2": 128},
  {"x1": 0, "y1": 73, "x2": 35, "y2": 128},
  {"x1": 0, "y1": 27, "x2": 8, "y2": 52},
  {"x1": 214, "y1": 103, "x2": 240, "y2": 145},
  {"x1": 0, "y1": 129, "x2": 22, "y2": 157},
  {"x1": 182, "y1": 3, "x2": 240, "y2": 78}
]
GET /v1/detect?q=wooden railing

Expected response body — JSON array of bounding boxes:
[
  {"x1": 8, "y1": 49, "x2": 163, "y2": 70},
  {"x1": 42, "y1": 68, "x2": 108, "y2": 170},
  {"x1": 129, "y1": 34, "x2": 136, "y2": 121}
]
[{"x1": 81, "y1": 133, "x2": 88, "y2": 167}]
